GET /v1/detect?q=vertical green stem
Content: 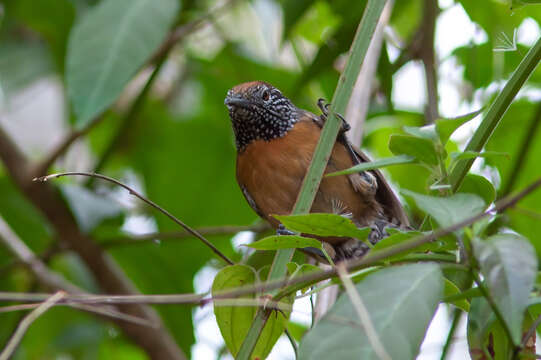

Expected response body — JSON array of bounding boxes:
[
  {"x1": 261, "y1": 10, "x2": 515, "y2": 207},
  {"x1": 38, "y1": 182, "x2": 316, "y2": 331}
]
[
  {"x1": 236, "y1": 1, "x2": 388, "y2": 359},
  {"x1": 449, "y1": 37, "x2": 541, "y2": 192}
]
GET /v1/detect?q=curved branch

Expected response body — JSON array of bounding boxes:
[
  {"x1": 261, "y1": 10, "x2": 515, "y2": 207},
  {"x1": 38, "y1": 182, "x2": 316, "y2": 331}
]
[{"x1": 34, "y1": 172, "x2": 234, "y2": 265}]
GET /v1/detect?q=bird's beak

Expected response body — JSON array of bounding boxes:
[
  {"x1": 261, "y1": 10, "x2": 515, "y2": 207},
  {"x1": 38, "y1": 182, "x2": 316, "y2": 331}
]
[{"x1": 224, "y1": 96, "x2": 252, "y2": 107}]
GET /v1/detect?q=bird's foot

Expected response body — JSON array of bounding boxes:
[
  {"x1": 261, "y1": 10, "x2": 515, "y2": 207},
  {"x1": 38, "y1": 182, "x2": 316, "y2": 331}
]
[
  {"x1": 276, "y1": 224, "x2": 295, "y2": 236},
  {"x1": 333, "y1": 239, "x2": 370, "y2": 261},
  {"x1": 317, "y1": 98, "x2": 350, "y2": 134}
]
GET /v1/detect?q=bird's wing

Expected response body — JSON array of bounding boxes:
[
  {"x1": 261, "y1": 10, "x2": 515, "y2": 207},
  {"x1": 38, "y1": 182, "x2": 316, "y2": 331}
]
[
  {"x1": 348, "y1": 144, "x2": 410, "y2": 227},
  {"x1": 300, "y1": 109, "x2": 409, "y2": 227}
]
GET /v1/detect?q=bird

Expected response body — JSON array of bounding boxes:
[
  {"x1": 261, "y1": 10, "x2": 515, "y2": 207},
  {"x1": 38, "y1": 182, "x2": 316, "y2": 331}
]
[{"x1": 225, "y1": 81, "x2": 409, "y2": 261}]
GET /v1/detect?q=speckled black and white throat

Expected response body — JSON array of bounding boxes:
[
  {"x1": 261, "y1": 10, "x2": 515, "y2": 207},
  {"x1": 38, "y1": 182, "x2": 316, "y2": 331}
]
[{"x1": 225, "y1": 83, "x2": 298, "y2": 151}]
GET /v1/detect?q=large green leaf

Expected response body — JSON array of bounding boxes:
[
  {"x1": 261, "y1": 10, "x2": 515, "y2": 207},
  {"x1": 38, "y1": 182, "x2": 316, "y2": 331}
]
[
  {"x1": 66, "y1": 0, "x2": 179, "y2": 126},
  {"x1": 275, "y1": 213, "x2": 370, "y2": 239},
  {"x1": 246, "y1": 235, "x2": 322, "y2": 250},
  {"x1": 212, "y1": 265, "x2": 258, "y2": 358},
  {"x1": 402, "y1": 190, "x2": 486, "y2": 228},
  {"x1": 212, "y1": 265, "x2": 293, "y2": 359},
  {"x1": 298, "y1": 263, "x2": 443, "y2": 359},
  {"x1": 473, "y1": 234, "x2": 537, "y2": 344}
]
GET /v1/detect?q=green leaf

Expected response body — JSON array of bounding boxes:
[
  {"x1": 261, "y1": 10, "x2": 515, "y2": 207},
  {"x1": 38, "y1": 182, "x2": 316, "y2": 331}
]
[
  {"x1": 212, "y1": 265, "x2": 258, "y2": 358},
  {"x1": 473, "y1": 234, "x2": 538, "y2": 344},
  {"x1": 403, "y1": 124, "x2": 438, "y2": 141},
  {"x1": 60, "y1": 184, "x2": 123, "y2": 233},
  {"x1": 435, "y1": 109, "x2": 483, "y2": 144},
  {"x1": 444, "y1": 279, "x2": 470, "y2": 312},
  {"x1": 298, "y1": 264, "x2": 443, "y2": 359},
  {"x1": 389, "y1": 134, "x2": 439, "y2": 165},
  {"x1": 402, "y1": 190, "x2": 486, "y2": 229},
  {"x1": 66, "y1": 0, "x2": 179, "y2": 127},
  {"x1": 326, "y1": 155, "x2": 415, "y2": 177},
  {"x1": 274, "y1": 213, "x2": 370, "y2": 239},
  {"x1": 450, "y1": 150, "x2": 509, "y2": 162},
  {"x1": 212, "y1": 265, "x2": 293, "y2": 360},
  {"x1": 287, "y1": 321, "x2": 309, "y2": 342},
  {"x1": 457, "y1": 173, "x2": 496, "y2": 206},
  {"x1": 467, "y1": 297, "x2": 497, "y2": 354},
  {"x1": 246, "y1": 235, "x2": 322, "y2": 250}
]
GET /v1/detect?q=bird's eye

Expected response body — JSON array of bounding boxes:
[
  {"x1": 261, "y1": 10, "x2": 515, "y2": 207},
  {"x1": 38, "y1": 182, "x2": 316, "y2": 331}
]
[{"x1": 262, "y1": 90, "x2": 270, "y2": 101}]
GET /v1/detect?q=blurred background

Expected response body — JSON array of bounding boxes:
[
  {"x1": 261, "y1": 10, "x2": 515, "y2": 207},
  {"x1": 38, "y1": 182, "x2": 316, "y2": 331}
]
[{"x1": 0, "y1": 0, "x2": 540, "y2": 359}]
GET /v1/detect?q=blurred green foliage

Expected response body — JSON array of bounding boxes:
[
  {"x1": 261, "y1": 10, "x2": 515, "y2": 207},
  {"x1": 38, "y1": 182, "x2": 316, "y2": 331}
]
[{"x1": 0, "y1": 0, "x2": 540, "y2": 358}]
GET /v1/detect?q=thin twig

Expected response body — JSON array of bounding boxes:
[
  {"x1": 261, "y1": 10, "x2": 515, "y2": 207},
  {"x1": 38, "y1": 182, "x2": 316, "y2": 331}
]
[
  {"x1": 34, "y1": 172, "x2": 234, "y2": 264},
  {"x1": 0, "y1": 291, "x2": 65, "y2": 360},
  {"x1": 336, "y1": 264, "x2": 391, "y2": 360},
  {"x1": 2, "y1": 178, "x2": 540, "y2": 308}
]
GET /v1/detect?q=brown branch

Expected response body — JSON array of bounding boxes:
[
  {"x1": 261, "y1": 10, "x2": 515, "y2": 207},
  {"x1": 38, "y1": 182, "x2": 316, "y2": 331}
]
[
  {"x1": 101, "y1": 222, "x2": 270, "y2": 248},
  {"x1": 35, "y1": 172, "x2": 234, "y2": 265},
  {"x1": 0, "y1": 126, "x2": 186, "y2": 359},
  {"x1": 3, "y1": 176, "x2": 539, "y2": 307}
]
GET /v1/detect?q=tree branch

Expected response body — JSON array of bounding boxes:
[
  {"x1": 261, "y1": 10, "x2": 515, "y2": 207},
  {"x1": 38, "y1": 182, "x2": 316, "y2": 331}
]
[
  {"x1": 0, "y1": 126, "x2": 186, "y2": 359},
  {"x1": 2, "y1": 177, "x2": 538, "y2": 309}
]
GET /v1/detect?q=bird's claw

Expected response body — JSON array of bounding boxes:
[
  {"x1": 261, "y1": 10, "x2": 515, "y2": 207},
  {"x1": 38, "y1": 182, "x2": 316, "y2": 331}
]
[{"x1": 317, "y1": 98, "x2": 350, "y2": 134}]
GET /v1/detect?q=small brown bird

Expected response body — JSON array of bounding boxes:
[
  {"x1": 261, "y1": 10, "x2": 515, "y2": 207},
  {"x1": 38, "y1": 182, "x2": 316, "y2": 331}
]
[{"x1": 225, "y1": 81, "x2": 408, "y2": 260}]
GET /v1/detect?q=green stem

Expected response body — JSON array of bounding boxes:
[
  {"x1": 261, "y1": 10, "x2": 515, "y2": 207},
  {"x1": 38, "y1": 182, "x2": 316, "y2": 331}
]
[
  {"x1": 472, "y1": 270, "x2": 519, "y2": 349},
  {"x1": 235, "y1": 1, "x2": 388, "y2": 359},
  {"x1": 440, "y1": 308, "x2": 462, "y2": 360},
  {"x1": 449, "y1": 37, "x2": 541, "y2": 192}
]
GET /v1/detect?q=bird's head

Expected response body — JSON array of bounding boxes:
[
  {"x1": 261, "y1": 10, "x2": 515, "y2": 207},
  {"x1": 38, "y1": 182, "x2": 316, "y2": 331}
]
[{"x1": 225, "y1": 81, "x2": 297, "y2": 151}]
